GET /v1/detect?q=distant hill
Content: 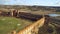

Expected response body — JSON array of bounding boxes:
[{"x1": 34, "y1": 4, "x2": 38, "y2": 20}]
[{"x1": 0, "y1": 5, "x2": 60, "y2": 12}]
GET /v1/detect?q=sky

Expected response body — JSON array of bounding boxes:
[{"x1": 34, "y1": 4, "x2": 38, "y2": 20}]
[{"x1": 0, "y1": 0, "x2": 60, "y2": 6}]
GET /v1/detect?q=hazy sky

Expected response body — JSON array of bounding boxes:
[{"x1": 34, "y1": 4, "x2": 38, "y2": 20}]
[{"x1": 0, "y1": 0, "x2": 60, "y2": 6}]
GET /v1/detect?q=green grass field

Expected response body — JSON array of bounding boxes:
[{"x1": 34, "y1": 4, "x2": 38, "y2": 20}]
[
  {"x1": 0, "y1": 16, "x2": 32, "y2": 34},
  {"x1": 0, "y1": 16, "x2": 59, "y2": 34}
]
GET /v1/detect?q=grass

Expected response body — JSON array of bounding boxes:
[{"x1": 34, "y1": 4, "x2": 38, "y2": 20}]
[
  {"x1": 48, "y1": 23, "x2": 57, "y2": 34},
  {"x1": 0, "y1": 16, "x2": 59, "y2": 34},
  {"x1": 56, "y1": 12, "x2": 60, "y2": 14},
  {"x1": 0, "y1": 16, "x2": 32, "y2": 34},
  {"x1": 38, "y1": 23, "x2": 58, "y2": 34}
]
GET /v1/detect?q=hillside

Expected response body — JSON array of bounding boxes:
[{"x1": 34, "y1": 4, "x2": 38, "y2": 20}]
[{"x1": 0, "y1": 16, "x2": 32, "y2": 34}]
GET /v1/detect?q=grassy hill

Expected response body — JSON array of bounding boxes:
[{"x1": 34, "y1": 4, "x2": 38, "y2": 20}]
[{"x1": 0, "y1": 16, "x2": 32, "y2": 34}]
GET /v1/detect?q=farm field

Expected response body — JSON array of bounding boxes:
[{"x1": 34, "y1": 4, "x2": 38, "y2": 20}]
[{"x1": 0, "y1": 16, "x2": 32, "y2": 34}]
